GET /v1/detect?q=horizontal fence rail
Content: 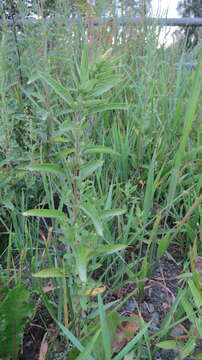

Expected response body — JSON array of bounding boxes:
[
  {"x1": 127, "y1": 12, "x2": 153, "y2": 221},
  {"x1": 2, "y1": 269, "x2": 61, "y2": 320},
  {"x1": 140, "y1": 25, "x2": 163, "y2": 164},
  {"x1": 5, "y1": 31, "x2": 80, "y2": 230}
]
[
  {"x1": 1, "y1": 17, "x2": 202, "y2": 27},
  {"x1": 95, "y1": 17, "x2": 202, "y2": 26}
]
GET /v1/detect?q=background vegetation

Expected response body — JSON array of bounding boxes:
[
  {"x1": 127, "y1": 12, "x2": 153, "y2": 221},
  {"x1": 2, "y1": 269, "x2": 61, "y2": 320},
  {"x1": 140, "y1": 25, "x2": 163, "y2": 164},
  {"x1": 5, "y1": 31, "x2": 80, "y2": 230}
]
[
  {"x1": 177, "y1": 0, "x2": 202, "y2": 48},
  {"x1": 0, "y1": 0, "x2": 202, "y2": 359}
]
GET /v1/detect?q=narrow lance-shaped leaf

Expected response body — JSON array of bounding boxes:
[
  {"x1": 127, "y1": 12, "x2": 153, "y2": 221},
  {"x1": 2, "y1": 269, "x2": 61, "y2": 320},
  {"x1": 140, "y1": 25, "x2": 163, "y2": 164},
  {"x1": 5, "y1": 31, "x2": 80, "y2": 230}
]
[
  {"x1": 98, "y1": 209, "x2": 126, "y2": 219},
  {"x1": 33, "y1": 268, "x2": 66, "y2": 278},
  {"x1": 143, "y1": 154, "x2": 155, "y2": 223},
  {"x1": 180, "y1": 338, "x2": 196, "y2": 359},
  {"x1": 55, "y1": 120, "x2": 80, "y2": 137},
  {"x1": 80, "y1": 160, "x2": 104, "y2": 180},
  {"x1": 104, "y1": 183, "x2": 114, "y2": 210},
  {"x1": 22, "y1": 209, "x2": 66, "y2": 219},
  {"x1": 74, "y1": 245, "x2": 92, "y2": 283},
  {"x1": 181, "y1": 297, "x2": 197, "y2": 325},
  {"x1": 88, "y1": 103, "x2": 128, "y2": 114},
  {"x1": 89, "y1": 75, "x2": 122, "y2": 97},
  {"x1": 80, "y1": 204, "x2": 103, "y2": 237},
  {"x1": 52, "y1": 137, "x2": 69, "y2": 143},
  {"x1": 188, "y1": 279, "x2": 202, "y2": 308},
  {"x1": 38, "y1": 72, "x2": 73, "y2": 106},
  {"x1": 76, "y1": 331, "x2": 100, "y2": 360},
  {"x1": 94, "y1": 244, "x2": 126, "y2": 257},
  {"x1": 156, "y1": 340, "x2": 179, "y2": 350},
  {"x1": 83, "y1": 146, "x2": 120, "y2": 156},
  {"x1": 157, "y1": 233, "x2": 171, "y2": 257},
  {"x1": 55, "y1": 148, "x2": 75, "y2": 160},
  {"x1": 25, "y1": 163, "x2": 66, "y2": 177}
]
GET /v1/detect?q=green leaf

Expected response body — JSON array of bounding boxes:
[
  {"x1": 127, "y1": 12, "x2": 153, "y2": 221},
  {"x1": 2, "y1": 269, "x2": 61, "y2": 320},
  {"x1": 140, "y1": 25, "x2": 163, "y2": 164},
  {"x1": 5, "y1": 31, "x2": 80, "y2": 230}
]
[
  {"x1": 88, "y1": 103, "x2": 128, "y2": 114},
  {"x1": 55, "y1": 148, "x2": 75, "y2": 160},
  {"x1": 43, "y1": 299, "x2": 95, "y2": 360},
  {"x1": 52, "y1": 137, "x2": 69, "y2": 143},
  {"x1": 180, "y1": 337, "x2": 195, "y2": 359},
  {"x1": 175, "y1": 272, "x2": 193, "y2": 280},
  {"x1": 138, "y1": 257, "x2": 149, "y2": 298},
  {"x1": 195, "y1": 353, "x2": 202, "y2": 359},
  {"x1": 94, "y1": 244, "x2": 126, "y2": 257},
  {"x1": 27, "y1": 72, "x2": 40, "y2": 84},
  {"x1": 55, "y1": 120, "x2": 80, "y2": 136},
  {"x1": 57, "y1": 322, "x2": 85, "y2": 353},
  {"x1": 74, "y1": 244, "x2": 92, "y2": 283},
  {"x1": 196, "y1": 318, "x2": 202, "y2": 338},
  {"x1": 143, "y1": 154, "x2": 155, "y2": 223},
  {"x1": 88, "y1": 310, "x2": 121, "y2": 360},
  {"x1": 80, "y1": 160, "x2": 104, "y2": 180},
  {"x1": 181, "y1": 297, "x2": 197, "y2": 324},
  {"x1": 98, "y1": 294, "x2": 111, "y2": 359},
  {"x1": 98, "y1": 209, "x2": 126, "y2": 219},
  {"x1": 188, "y1": 279, "x2": 202, "y2": 308},
  {"x1": 33, "y1": 268, "x2": 66, "y2": 278},
  {"x1": 38, "y1": 72, "x2": 73, "y2": 105},
  {"x1": 22, "y1": 209, "x2": 66, "y2": 218},
  {"x1": 89, "y1": 75, "x2": 122, "y2": 97},
  {"x1": 0, "y1": 285, "x2": 34, "y2": 360},
  {"x1": 25, "y1": 163, "x2": 66, "y2": 177},
  {"x1": 76, "y1": 332, "x2": 99, "y2": 360},
  {"x1": 158, "y1": 289, "x2": 185, "y2": 338},
  {"x1": 156, "y1": 340, "x2": 179, "y2": 350},
  {"x1": 104, "y1": 183, "x2": 114, "y2": 210},
  {"x1": 83, "y1": 146, "x2": 120, "y2": 156},
  {"x1": 79, "y1": 79, "x2": 97, "y2": 94},
  {"x1": 157, "y1": 234, "x2": 171, "y2": 257},
  {"x1": 80, "y1": 204, "x2": 103, "y2": 237}
]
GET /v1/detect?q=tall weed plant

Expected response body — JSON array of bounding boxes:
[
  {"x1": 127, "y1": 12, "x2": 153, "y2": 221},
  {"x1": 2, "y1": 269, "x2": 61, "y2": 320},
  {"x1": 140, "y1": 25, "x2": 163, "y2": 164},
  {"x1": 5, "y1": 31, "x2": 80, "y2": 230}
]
[{"x1": 22, "y1": 44, "x2": 128, "y2": 326}]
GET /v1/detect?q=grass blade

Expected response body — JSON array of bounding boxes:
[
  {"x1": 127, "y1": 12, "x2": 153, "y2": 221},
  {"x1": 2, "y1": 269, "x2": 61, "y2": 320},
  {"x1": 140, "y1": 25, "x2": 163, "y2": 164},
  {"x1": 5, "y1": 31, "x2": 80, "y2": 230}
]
[{"x1": 98, "y1": 294, "x2": 111, "y2": 360}]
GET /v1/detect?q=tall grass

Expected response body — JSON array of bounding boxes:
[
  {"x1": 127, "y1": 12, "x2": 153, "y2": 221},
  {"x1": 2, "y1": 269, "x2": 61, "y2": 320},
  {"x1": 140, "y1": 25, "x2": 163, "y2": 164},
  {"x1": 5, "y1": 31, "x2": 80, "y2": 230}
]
[{"x1": 0, "y1": 2, "x2": 202, "y2": 358}]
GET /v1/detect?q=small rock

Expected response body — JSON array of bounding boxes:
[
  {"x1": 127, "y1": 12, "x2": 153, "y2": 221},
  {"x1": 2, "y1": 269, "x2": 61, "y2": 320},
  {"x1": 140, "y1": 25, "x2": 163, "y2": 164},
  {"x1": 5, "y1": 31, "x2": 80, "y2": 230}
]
[
  {"x1": 120, "y1": 297, "x2": 137, "y2": 314},
  {"x1": 171, "y1": 325, "x2": 184, "y2": 337}
]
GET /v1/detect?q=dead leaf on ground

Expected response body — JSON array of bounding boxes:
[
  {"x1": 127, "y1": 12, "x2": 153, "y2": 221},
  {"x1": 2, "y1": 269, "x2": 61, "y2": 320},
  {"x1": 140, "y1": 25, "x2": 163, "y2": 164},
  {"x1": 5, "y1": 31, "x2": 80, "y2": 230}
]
[
  {"x1": 112, "y1": 313, "x2": 140, "y2": 351},
  {"x1": 84, "y1": 286, "x2": 106, "y2": 296},
  {"x1": 122, "y1": 314, "x2": 140, "y2": 340},
  {"x1": 113, "y1": 286, "x2": 130, "y2": 298},
  {"x1": 42, "y1": 284, "x2": 58, "y2": 293}
]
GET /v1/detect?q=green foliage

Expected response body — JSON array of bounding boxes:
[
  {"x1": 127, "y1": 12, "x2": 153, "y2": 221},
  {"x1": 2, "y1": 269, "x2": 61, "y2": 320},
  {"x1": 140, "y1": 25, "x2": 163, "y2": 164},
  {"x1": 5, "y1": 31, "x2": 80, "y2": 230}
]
[
  {"x1": 1, "y1": 4, "x2": 202, "y2": 358},
  {"x1": 22, "y1": 46, "x2": 127, "y2": 339},
  {"x1": 0, "y1": 285, "x2": 34, "y2": 360},
  {"x1": 177, "y1": 0, "x2": 202, "y2": 48}
]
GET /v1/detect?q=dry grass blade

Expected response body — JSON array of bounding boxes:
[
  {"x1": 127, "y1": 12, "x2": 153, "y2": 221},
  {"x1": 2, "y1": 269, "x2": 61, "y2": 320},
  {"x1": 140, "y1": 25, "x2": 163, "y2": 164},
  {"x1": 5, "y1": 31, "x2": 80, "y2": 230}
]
[{"x1": 38, "y1": 333, "x2": 49, "y2": 360}]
